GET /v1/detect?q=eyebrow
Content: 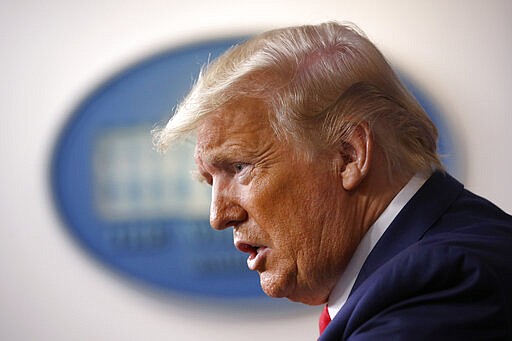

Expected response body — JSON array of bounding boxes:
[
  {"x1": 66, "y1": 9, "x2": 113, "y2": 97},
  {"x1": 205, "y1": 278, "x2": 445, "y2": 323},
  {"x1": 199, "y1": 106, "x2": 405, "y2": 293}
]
[
  {"x1": 190, "y1": 169, "x2": 209, "y2": 184},
  {"x1": 200, "y1": 144, "x2": 250, "y2": 166},
  {"x1": 193, "y1": 141, "x2": 257, "y2": 183}
]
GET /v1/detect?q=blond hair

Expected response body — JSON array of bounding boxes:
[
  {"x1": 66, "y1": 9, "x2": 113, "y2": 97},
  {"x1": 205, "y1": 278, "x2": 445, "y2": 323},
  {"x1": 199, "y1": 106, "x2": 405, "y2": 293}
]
[{"x1": 153, "y1": 22, "x2": 443, "y2": 176}]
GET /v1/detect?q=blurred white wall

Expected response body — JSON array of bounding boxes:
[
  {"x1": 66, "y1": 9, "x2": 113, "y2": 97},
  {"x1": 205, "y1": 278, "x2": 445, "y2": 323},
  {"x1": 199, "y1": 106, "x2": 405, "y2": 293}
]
[{"x1": 1, "y1": 1, "x2": 511, "y2": 340}]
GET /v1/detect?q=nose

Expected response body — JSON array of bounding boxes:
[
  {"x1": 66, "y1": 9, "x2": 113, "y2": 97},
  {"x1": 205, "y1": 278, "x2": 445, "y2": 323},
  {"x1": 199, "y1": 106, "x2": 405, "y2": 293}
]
[{"x1": 209, "y1": 179, "x2": 247, "y2": 230}]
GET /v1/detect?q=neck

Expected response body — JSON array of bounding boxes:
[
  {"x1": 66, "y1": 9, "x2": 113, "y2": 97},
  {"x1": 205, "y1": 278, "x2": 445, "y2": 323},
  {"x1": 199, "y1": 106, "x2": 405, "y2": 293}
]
[{"x1": 353, "y1": 158, "x2": 412, "y2": 241}]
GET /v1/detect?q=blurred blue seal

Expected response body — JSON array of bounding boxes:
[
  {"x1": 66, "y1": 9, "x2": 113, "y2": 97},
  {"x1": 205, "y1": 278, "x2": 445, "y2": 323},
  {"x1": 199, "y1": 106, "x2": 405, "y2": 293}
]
[{"x1": 51, "y1": 37, "x2": 459, "y2": 299}]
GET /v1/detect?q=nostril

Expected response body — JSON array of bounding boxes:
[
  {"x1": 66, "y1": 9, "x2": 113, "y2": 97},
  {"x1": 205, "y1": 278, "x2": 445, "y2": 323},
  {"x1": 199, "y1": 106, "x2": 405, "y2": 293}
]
[
  {"x1": 210, "y1": 206, "x2": 247, "y2": 230},
  {"x1": 227, "y1": 220, "x2": 242, "y2": 229}
]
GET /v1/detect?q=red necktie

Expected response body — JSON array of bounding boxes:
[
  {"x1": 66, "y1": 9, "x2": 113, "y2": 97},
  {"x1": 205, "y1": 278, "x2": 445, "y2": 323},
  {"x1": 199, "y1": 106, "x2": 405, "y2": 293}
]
[{"x1": 319, "y1": 305, "x2": 331, "y2": 335}]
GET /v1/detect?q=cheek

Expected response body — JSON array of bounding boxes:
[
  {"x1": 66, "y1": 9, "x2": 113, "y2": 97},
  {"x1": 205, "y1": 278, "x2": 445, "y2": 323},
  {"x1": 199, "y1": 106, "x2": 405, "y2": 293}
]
[
  {"x1": 265, "y1": 182, "x2": 330, "y2": 251},
  {"x1": 246, "y1": 166, "x2": 340, "y2": 250},
  {"x1": 283, "y1": 181, "x2": 343, "y2": 260}
]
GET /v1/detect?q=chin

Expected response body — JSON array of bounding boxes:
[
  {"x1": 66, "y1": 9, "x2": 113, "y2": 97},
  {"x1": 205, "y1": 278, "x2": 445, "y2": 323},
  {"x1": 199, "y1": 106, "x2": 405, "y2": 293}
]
[
  {"x1": 258, "y1": 270, "x2": 292, "y2": 299},
  {"x1": 259, "y1": 271, "x2": 327, "y2": 306}
]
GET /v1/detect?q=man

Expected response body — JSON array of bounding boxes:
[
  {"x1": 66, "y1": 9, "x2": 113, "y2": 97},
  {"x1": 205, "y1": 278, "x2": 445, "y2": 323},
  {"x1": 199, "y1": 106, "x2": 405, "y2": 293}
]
[{"x1": 154, "y1": 22, "x2": 512, "y2": 339}]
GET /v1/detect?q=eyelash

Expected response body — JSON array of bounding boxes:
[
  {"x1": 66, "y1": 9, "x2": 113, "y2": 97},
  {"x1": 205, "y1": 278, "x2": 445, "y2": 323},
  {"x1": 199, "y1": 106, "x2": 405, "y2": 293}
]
[
  {"x1": 194, "y1": 162, "x2": 251, "y2": 187},
  {"x1": 233, "y1": 163, "x2": 249, "y2": 174}
]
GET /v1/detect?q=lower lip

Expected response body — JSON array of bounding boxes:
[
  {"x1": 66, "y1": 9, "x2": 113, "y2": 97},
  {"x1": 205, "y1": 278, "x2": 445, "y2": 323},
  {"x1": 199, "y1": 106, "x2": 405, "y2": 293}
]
[{"x1": 247, "y1": 247, "x2": 270, "y2": 271}]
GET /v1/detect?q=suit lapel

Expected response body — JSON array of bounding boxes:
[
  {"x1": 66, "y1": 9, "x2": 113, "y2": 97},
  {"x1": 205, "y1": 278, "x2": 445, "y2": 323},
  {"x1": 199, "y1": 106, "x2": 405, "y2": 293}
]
[
  {"x1": 352, "y1": 171, "x2": 463, "y2": 291},
  {"x1": 320, "y1": 172, "x2": 464, "y2": 341}
]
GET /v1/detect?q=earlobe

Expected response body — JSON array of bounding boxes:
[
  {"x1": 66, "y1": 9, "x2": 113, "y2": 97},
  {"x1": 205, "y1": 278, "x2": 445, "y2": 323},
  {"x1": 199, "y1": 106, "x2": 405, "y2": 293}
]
[
  {"x1": 340, "y1": 123, "x2": 372, "y2": 191},
  {"x1": 342, "y1": 162, "x2": 363, "y2": 190}
]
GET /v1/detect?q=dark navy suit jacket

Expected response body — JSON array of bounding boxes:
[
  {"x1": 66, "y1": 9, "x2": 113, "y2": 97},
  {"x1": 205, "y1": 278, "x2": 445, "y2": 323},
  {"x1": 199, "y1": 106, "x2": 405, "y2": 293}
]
[{"x1": 319, "y1": 172, "x2": 512, "y2": 340}]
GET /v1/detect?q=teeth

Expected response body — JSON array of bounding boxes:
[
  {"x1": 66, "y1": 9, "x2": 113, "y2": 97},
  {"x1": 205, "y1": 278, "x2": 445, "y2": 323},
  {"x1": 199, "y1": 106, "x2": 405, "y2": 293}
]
[
  {"x1": 249, "y1": 246, "x2": 259, "y2": 258},
  {"x1": 246, "y1": 246, "x2": 269, "y2": 271}
]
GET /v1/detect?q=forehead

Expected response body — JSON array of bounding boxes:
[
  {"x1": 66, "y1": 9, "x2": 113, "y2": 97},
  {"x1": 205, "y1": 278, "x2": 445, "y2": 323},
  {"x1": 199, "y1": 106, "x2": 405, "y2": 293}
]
[{"x1": 194, "y1": 98, "x2": 275, "y2": 158}]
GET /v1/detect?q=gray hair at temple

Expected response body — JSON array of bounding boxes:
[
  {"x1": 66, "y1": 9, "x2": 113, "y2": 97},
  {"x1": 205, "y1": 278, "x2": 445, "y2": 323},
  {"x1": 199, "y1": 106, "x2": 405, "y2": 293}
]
[{"x1": 153, "y1": 22, "x2": 443, "y2": 177}]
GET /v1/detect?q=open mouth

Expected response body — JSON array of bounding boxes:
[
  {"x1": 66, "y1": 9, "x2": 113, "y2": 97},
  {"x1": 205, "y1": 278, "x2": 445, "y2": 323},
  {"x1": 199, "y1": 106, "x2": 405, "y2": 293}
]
[
  {"x1": 234, "y1": 241, "x2": 269, "y2": 271},
  {"x1": 235, "y1": 242, "x2": 261, "y2": 259}
]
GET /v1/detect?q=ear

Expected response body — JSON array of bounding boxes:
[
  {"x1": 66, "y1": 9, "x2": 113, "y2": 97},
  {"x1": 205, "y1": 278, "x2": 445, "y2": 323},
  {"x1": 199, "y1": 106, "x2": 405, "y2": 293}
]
[{"x1": 338, "y1": 122, "x2": 372, "y2": 191}]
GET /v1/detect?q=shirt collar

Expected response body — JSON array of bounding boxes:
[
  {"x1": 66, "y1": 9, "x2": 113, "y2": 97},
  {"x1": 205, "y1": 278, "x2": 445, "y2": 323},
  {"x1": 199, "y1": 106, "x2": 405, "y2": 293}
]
[{"x1": 327, "y1": 172, "x2": 429, "y2": 319}]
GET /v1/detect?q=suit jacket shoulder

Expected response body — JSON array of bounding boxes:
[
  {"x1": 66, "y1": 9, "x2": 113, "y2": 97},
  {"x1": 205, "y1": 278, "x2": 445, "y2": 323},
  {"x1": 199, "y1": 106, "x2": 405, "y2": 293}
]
[{"x1": 320, "y1": 172, "x2": 512, "y2": 340}]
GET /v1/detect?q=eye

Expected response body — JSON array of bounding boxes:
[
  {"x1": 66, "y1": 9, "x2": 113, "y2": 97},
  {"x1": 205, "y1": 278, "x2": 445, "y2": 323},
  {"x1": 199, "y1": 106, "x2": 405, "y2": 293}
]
[{"x1": 233, "y1": 163, "x2": 248, "y2": 173}]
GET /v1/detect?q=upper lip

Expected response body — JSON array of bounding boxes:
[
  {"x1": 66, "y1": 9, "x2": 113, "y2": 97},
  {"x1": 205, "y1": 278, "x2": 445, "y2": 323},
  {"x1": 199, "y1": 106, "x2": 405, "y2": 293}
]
[{"x1": 234, "y1": 240, "x2": 266, "y2": 257}]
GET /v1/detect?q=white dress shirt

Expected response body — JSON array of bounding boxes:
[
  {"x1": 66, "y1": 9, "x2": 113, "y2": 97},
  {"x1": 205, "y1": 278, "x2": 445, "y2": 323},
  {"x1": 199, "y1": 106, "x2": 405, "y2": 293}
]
[{"x1": 327, "y1": 173, "x2": 429, "y2": 319}]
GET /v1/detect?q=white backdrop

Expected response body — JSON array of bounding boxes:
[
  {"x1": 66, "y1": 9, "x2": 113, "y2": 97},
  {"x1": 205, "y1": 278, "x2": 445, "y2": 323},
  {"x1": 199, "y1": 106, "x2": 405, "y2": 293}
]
[{"x1": 1, "y1": 1, "x2": 511, "y2": 340}]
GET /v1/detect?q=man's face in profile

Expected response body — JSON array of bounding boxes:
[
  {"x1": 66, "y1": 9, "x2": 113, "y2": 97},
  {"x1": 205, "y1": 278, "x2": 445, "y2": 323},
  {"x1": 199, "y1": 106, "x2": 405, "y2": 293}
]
[{"x1": 193, "y1": 97, "x2": 360, "y2": 304}]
